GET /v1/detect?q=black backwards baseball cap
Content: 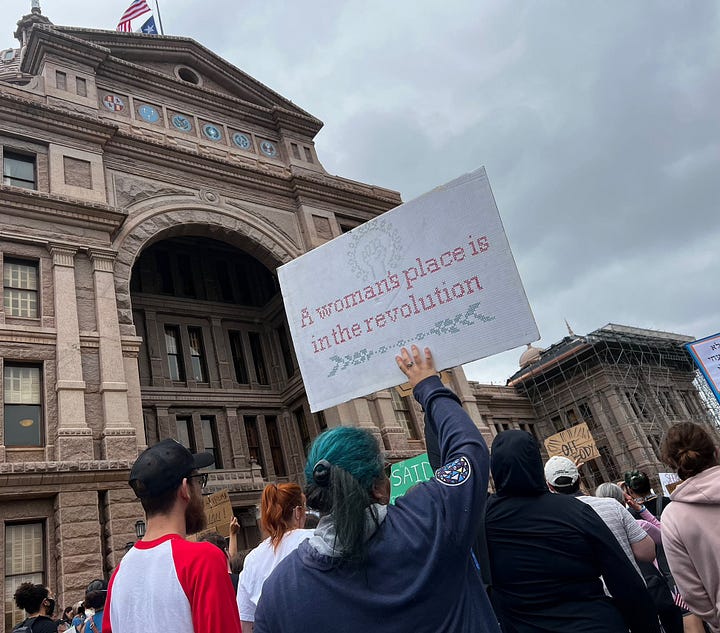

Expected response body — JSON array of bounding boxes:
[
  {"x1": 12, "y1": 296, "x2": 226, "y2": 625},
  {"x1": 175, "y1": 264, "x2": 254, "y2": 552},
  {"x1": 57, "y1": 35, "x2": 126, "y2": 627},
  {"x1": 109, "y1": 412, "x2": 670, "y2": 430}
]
[{"x1": 129, "y1": 438, "x2": 214, "y2": 498}]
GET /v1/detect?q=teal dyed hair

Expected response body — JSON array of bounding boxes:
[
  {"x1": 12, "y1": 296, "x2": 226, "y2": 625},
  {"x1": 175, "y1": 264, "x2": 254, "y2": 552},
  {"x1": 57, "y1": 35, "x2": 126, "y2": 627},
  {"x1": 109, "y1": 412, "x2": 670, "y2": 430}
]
[
  {"x1": 304, "y1": 426, "x2": 385, "y2": 562},
  {"x1": 305, "y1": 426, "x2": 383, "y2": 491}
]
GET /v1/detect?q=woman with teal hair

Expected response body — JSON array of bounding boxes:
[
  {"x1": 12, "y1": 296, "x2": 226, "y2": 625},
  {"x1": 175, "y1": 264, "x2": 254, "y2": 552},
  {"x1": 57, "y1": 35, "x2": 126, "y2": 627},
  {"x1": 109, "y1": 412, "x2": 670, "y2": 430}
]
[{"x1": 254, "y1": 345, "x2": 500, "y2": 633}]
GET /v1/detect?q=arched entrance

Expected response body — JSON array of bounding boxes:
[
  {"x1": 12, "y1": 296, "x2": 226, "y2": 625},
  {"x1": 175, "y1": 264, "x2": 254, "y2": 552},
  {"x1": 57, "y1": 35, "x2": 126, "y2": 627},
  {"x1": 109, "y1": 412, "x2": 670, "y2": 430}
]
[{"x1": 116, "y1": 206, "x2": 321, "y2": 549}]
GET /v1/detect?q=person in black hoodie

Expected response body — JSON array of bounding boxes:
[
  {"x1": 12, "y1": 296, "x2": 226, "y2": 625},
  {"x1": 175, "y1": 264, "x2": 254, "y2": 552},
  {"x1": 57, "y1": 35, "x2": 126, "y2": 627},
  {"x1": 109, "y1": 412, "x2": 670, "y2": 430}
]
[{"x1": 485, "y1": 430, "x2": 660, "y2": 633}]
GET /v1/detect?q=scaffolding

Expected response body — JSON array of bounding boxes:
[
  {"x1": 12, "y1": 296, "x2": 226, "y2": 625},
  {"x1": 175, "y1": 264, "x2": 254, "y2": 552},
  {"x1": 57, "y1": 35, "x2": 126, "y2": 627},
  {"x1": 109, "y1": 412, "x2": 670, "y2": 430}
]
[{"x1": 508, "y1": 323, "x2": 719, "y2": 490}]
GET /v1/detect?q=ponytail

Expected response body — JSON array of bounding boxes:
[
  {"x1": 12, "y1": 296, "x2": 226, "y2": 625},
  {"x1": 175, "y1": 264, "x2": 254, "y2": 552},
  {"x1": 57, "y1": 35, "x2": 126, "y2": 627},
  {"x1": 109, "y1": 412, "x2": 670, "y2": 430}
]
[
  {"x1": 261, "y1": 483, "x2": 304, "y2": 550},
  {"x1": 661, "y1": 422, "x2": 718, "y2": 480},
  {"x1": 305, "y1": 426, "x2": 384, "y2": 562}
]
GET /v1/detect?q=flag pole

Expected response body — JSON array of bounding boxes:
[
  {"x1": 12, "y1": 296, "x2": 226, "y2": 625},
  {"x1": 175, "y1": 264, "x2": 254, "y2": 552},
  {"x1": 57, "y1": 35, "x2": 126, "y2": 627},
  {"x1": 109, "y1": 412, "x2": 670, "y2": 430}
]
[{"x1": 154, "y1": 0, "x2": 165, "y2": 35}]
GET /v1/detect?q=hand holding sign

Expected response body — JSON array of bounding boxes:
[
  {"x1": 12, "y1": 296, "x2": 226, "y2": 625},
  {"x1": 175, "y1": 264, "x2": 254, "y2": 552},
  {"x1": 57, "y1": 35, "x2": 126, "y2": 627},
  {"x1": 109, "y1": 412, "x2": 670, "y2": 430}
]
[{"x1": 396, "y1": 345, "x2": 438, "y2": 388}]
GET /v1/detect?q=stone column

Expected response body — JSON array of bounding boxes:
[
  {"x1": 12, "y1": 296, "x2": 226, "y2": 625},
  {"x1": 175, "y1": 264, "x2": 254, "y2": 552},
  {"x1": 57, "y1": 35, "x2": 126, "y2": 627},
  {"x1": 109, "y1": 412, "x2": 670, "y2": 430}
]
[
  {"x1": 211, "y1": 317, "x2": 233, "y2": 388},
  {"x1": 123, "y1": 342, "x2": 146, "y2": 451},
  {"x1": 49, "y1": 245, "x2": 93, "y2": 460},
  {"x1": 603, "y1": 388, "x2": 653, "y2": 469},
  {"x1": 142, "y1": 310, "x2": 166, "y2": 386},
  {"x1": 224, "y1": 406, "x2": 245, "y2": 468},
  {"x1": 103, "y1": 488, "x2": 144, "y2": 571},
  {"x1": 373, "y1": 390, "x2": 411, "y2": 452},
  {"x1": 89, "y1": 250, "x2": 137, "y2": 459},
  {"x1": 55, "y1": 491, "x2": 104, "y2": 606}
]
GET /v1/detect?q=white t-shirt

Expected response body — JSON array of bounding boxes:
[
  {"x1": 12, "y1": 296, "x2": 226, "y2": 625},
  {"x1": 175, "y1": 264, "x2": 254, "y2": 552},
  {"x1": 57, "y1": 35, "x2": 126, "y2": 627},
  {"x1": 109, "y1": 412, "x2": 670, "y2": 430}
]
[
  {"x1": 104, "y1": 534, "x2": 242, "y2": 633},
  {"x1": 579, "y1": 495, "x2": 648, "y2": 577},
  {"x1": 237, "y1": 529, "x2": 313, "y2": 622}
]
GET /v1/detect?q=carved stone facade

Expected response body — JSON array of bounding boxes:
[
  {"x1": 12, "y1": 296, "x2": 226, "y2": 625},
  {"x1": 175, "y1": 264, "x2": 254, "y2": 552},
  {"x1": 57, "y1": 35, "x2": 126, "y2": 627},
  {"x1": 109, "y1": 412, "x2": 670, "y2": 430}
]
[
  {"x1": 0, "y1": 7, "x2": 495, "y2": 626},
  {"x1": 3, "y1": 7, "x2": 714, "y2": 630}
]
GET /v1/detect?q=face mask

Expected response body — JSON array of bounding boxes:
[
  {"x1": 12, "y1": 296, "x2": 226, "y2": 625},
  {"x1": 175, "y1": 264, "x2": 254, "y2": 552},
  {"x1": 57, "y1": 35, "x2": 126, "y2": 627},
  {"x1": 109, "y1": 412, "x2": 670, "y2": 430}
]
[{"x1": 45, "y1": 598, "x2": 56, "y2": 616}]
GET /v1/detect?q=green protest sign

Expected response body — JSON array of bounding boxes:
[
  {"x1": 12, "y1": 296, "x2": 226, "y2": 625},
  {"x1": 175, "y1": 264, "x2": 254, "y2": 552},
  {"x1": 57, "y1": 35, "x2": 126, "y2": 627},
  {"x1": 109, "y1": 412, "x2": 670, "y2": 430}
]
[{"x1": 390, "y1": 453, "x2": 434, "y2": 504}]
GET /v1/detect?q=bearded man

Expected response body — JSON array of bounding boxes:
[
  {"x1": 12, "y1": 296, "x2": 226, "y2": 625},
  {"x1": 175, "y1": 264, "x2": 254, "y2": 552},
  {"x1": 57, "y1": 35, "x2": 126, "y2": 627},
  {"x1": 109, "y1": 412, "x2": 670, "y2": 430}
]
[{"x1": 103, "y1": 439, "x2": 242, "y2": 633}]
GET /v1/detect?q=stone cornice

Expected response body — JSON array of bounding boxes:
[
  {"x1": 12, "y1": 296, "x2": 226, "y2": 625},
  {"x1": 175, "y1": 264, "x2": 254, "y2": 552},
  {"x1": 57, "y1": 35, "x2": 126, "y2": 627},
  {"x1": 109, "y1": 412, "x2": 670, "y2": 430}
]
[
  {"x1": 0, "y1": 327, "x2": 56, "y2": 346},
  {"x1": 52, "y1": 26, "x2": 323, "y2": 134},
  {"x1": 0, "y1": 460, "x2": 133, "y2": 497},
  {"x1": 292, "y1": 173, "x2": 402, "y2": 212},
  {"x1": 0, "y1": 90, "x2": 117, "y2": 145},
  {"x1": 22, "y1": 23, "x2": 110, "y2": 75},
  {"x1": 106, "y1": 131, "x2": 400, "y2": 214},
  {"x1": 0, "y1": 185, "x2": 125, "y2": 231}
]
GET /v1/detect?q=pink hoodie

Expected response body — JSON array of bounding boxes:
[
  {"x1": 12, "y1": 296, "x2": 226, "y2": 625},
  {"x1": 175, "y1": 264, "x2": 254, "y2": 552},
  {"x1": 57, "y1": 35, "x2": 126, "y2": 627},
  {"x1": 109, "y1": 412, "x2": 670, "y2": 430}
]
[{"x1": 661, "y1": 464, "x2": 720, "y2": 632}]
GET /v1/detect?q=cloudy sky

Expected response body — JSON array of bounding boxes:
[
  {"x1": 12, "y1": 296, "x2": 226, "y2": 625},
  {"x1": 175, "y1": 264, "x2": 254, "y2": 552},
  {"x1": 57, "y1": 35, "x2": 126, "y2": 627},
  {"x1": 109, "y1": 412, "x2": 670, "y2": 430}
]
[{"x1": 5, "y1": 1, "x2": 720, "y2": 384}]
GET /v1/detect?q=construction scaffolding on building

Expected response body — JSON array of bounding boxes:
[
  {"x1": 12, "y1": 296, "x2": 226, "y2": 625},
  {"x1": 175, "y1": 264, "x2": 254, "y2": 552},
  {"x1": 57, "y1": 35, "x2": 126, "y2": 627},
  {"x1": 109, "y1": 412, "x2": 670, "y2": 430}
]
[{"x1": 508, "y1": 324, "x2": 719, "y2": 490}]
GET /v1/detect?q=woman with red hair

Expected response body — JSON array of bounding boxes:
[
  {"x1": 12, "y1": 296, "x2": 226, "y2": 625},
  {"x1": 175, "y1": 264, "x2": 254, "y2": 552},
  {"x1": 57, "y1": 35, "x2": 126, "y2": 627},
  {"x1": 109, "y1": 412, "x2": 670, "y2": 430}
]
[{"x1": 237, "y1": 483, "x2": 313, "y2": 632}]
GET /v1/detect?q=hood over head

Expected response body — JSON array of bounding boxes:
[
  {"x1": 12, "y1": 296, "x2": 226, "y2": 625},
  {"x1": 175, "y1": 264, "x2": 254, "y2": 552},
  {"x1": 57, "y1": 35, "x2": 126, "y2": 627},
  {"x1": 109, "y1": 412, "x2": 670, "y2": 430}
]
[
  {"x1": 491, "y1": 430, "x2": 548, "y2": 497},
  {"x1": 671, "y1": 465, "x2": 720, "y2": 505}
]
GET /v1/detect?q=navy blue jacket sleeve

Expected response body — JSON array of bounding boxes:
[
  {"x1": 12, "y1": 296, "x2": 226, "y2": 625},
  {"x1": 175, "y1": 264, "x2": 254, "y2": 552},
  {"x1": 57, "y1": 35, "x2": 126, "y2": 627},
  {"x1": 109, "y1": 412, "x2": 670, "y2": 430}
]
[{"x1": 403, "y1": 375, "x2": 490, "y2": 548}]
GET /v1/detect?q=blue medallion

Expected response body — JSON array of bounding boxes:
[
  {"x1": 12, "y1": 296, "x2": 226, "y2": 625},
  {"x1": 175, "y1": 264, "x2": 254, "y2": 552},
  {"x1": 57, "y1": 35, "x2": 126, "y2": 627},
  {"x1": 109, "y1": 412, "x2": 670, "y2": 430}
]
[
  {"x1": 435, "y1": 456, "x2": 472, "y2": 487},
  {"x1": 233, "y1": 132, "x2": 252, "y2": 150},
  {"x1": 203, "y1": 124, "x2": 222, "y2": 141},
  {"x1": 172, "y1": 114, "x2": 192, "y2": 132},
  {"x1": 259, "y1": 140, "x2": 277, "y2": 157},
  {"x1": 138, "y1": 104, "x2": 160, "y2": 123}
]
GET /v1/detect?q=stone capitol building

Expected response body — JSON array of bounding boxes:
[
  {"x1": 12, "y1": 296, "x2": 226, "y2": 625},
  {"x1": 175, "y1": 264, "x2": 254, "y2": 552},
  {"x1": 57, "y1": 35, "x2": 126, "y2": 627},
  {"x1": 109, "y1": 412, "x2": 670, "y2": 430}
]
[{"x1": 0, "y1": 4, "x2": 717, "y2": 628}]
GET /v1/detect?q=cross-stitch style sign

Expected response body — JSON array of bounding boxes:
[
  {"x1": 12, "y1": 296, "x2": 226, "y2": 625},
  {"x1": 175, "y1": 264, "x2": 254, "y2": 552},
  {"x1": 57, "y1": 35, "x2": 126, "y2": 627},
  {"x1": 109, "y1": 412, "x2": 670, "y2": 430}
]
[{"x1": 278, "y1": 168, "x2": 539, "y2": 411}]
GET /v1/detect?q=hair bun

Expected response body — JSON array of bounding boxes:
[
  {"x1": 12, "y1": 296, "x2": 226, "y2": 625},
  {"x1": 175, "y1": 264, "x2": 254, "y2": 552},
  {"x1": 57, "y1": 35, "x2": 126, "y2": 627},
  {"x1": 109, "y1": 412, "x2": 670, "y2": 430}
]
[{"x1": 312, "y1": 459, "x2": 332, "y2": 487}]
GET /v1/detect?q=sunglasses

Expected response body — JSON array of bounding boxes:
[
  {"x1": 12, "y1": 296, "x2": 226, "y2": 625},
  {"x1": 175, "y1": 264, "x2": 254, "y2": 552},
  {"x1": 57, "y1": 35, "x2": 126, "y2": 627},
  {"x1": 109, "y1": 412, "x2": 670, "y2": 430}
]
[{"x1": 187, "y1": 473, "x2": 208, "y2": 489}]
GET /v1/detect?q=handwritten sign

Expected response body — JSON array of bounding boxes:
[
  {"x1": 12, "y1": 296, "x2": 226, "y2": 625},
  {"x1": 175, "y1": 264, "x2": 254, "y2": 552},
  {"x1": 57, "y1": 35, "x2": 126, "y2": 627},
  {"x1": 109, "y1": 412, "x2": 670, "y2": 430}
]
[
  {"x1": 686, "y1": 332, "x2": 720, "y2": 404},
  {"x1": 544, "y1": 422, "x2": 600, "y2": 463},
  {"x1": 188, "y1": 489, "x2": 234, "y2": 539},
  {"x1": 394, "y1": 370, "x2": 453, "y2": 398},
  {"x1": 278, "y1": 168, "x2": 539, "y2": 411},
  {"x1": 659, "y1": 472, "x2": 682, "y2": 497},
  {"x1": 389, "y1": 453, "x2": 434, "y2": 504}
]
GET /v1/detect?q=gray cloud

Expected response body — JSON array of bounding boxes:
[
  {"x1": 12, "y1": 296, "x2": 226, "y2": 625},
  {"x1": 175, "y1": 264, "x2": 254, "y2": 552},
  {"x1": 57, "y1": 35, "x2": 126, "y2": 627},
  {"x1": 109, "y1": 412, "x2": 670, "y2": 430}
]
[{"x1": 7, "y1": 0, "x2": 718, "y2": 383}]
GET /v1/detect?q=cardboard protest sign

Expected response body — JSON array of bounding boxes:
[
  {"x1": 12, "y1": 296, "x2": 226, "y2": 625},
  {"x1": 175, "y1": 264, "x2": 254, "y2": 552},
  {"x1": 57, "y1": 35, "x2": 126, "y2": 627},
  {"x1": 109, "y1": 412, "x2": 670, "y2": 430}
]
[
  {"x1": 659, "y1": 472, "x2": 682, "y2": 497},
  {"x1": 389, "y1": 453, "x2": 434, "y2": 504},
  {"x1": 394, "y1": 370, "x2": 453, "y2": 398},
  {"x1": 686, "y1": 332, "x2": 720, "y2": 404},
  {"x1": 278, "y1": 168, "x2": 539, "y2": 411},
  {"x1": 188, "y1": 489, "x2": 234, "y2": 539},
  {"x1": 544, "y1": 422, "x2": 600, "y2": 463}
]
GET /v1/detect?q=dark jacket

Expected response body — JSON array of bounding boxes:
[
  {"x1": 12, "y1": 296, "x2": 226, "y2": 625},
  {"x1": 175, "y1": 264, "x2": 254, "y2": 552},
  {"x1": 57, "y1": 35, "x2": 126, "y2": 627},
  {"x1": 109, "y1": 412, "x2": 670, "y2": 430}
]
[
  {"x1": 254, "y1": 375, "x2": 500, "y2": 632},
  {"x1": 485, "y1": 430, "x2": 660, "y2": 633},
  {"x1": 13, "y1": 615, "x2": 57, "y2": 633}
]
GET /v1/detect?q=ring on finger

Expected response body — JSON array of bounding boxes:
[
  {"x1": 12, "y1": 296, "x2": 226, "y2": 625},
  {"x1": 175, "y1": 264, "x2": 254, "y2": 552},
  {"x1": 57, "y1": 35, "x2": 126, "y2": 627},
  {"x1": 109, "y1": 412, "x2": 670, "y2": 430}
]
[{"x1": 406, "y1": 362, "x2": 414, "y2": 368}]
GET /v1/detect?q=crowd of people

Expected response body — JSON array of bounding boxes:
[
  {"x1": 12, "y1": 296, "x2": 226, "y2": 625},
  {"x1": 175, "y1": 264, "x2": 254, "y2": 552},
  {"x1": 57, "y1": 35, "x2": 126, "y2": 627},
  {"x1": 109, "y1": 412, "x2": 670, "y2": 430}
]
[
  {"x1": 11, "y1": 345, "x2": 720, "y2": 632},
  {"x1": 12, "y1": 579, "x2": 107, "y2": 633}
]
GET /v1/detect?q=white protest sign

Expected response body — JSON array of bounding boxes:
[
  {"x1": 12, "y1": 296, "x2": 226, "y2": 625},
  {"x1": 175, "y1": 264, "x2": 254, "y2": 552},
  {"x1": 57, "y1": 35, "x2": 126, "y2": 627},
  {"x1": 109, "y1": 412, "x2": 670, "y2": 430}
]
[
  {"x1": 278, "y1": 168, "x2": 539, "y2": 411},
  {"x1": 686, "y1": 332, "x2": 720, "y2": 404},
  {"x1": 658, "y1": 472, "x2": 681, "y2": 497}
]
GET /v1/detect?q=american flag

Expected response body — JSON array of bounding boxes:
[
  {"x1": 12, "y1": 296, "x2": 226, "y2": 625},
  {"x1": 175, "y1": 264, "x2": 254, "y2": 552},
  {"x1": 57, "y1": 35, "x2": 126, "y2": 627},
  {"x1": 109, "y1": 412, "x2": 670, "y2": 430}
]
[{"x1": 117, "y1": 0, "x2": 152, "y2": 32}]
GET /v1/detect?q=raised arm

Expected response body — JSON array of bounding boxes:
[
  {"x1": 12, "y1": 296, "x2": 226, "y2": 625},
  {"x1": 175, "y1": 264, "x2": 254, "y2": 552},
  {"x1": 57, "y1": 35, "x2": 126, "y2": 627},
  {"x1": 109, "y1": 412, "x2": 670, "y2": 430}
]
[{"x1": 396, "y1": 346, "x2": 490, "y2": 545}]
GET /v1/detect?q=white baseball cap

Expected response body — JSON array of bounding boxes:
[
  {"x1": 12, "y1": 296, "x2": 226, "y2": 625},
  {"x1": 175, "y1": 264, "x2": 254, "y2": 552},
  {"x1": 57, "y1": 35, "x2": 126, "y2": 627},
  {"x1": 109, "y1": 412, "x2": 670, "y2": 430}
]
[{"x1": 544, "y1": 456, "x2": 579, "y2": 486}]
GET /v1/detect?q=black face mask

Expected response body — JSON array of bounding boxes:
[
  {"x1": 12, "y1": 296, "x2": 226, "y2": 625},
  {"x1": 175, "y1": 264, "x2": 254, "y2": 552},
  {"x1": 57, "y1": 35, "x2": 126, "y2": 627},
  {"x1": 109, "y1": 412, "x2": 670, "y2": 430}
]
[{"x1": 44, "y1": 598, "x2": 56, "y2": 617}]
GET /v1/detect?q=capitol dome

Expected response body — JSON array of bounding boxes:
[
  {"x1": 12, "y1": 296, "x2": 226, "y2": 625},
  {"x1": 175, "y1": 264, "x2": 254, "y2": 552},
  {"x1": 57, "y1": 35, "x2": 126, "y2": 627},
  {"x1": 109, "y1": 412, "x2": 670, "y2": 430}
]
[{"x1": 519, "y1": 343, "x2": 544, "y2": 368}]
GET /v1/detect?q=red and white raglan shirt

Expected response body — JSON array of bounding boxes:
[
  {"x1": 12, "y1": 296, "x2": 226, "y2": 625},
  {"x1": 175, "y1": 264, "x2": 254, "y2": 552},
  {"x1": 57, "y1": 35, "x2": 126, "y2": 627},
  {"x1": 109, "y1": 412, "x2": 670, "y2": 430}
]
[{"x1": 102, "y1": 534, "x2": 242, "y2": 633}]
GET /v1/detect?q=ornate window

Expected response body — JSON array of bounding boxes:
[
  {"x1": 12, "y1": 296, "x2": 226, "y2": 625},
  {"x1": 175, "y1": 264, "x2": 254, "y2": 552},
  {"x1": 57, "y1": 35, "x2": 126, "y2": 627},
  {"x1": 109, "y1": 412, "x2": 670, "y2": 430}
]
[
  {"x1": 2, "y1": 151, "x2": 36, "y2": 190},
  {"x1": 4, "y1": 364, "x2": 42, "y2": 446},
  {"x1": 4, "y1": 522, "x2": 44, "y2": 631},
  {"x1": 4, "y1": 259, "x2": 38, "y2": 318}
]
